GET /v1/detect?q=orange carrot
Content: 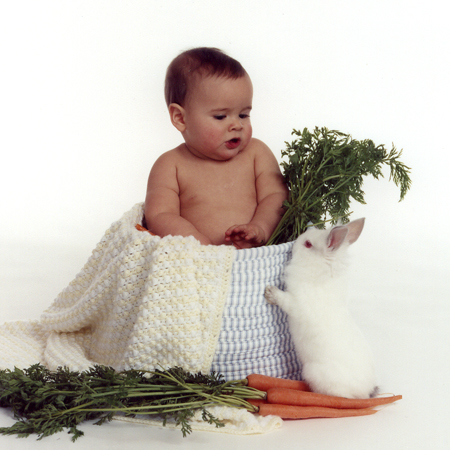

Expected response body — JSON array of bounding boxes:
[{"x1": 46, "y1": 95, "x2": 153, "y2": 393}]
[
  {"x1": 246, "y1": 398, "x2": 268, "y2": 408},
  {"x1": 246, "y1": 374, "x2": 311, "y2": 392},
  {"x1": 258, "y1": 403, "x2": 377, "y2": 419},
  {"x1": 135, "y1": 224, "x2": 157, "y2": 236},
  {"x1": 267, "y1": 387, "x2": 402, "y2": 409}
]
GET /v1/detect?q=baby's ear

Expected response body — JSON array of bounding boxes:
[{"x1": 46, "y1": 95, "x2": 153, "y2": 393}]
[{"x1": 169, "y1": 103, "x2": 186, "y2": 132}]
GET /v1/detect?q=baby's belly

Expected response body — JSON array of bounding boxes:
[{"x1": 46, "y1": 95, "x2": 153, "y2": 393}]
[{"x1": 182, "y1": 203, "x2": 256, "y2": 245}]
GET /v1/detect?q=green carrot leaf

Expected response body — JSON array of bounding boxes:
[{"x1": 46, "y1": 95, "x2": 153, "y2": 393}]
[{"x1": 267, "y1": 127, "x2": 411, "y2": 245}]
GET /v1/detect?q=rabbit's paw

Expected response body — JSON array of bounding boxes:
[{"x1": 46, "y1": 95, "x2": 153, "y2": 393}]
[{"x1": 264, "y1": 285, "x2": 280, "y2": 305}]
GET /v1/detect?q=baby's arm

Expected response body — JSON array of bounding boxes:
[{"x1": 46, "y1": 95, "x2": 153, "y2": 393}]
[
  {"x1": 225, "y1": 140, "x2": 288, "y2": 248},
  {"x1": 144, "y1": 153, "x2": 213, "y2": 245}
]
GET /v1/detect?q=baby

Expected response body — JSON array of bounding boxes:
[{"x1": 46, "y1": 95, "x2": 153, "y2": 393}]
[{"x1": 144, "y1": 47, "x2": 288, "y2": 248}]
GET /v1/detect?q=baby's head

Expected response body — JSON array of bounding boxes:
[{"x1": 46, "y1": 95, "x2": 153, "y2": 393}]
[
  {"x1": 165, "y1": 48, "x2": 253, "y2": 161},
  {"x1": 165, "y1": 47, "x2": 247, "y2": 108}
]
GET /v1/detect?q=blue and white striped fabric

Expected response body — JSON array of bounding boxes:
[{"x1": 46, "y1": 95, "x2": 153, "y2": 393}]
[{"x1": 210, "y1": 242, "x2": 302, "y2": 380}]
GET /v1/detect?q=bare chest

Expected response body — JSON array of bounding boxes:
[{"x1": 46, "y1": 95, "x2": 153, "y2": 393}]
[{"x1": 177, "y1": 156, "x2": 257, "y2": 205}]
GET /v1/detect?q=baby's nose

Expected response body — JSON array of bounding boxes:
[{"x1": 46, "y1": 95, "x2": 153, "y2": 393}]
[{"x1": 230, "y1": 118, "x2": 243, "y2": 130}]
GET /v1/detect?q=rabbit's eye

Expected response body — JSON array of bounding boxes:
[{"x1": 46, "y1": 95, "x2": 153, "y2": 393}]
[{"x1": 304, "y1": 240, "x2": 312, "y2": 248}]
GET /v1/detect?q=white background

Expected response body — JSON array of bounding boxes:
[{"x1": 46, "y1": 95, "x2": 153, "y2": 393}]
[{"x1": 1, "y1": 1, "x2": 449, "y2": 449}]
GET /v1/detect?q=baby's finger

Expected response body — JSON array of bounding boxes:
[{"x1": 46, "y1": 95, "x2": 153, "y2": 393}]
[{"x1": 225, "y1": 225, "x2": 245, "y2": 236}]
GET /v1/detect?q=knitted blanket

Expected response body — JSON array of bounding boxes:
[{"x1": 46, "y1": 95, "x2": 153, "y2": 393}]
[
  {"x1": 0, "y1": 203, "x2": 235, "y2": 374},
  {"x1": 0, "y1": 203, "x2": 285, "y2": 434}
]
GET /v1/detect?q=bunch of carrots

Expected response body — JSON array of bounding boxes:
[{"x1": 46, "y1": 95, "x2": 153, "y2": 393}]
[{"x1": 244, "y1": 374, "x2": 402, "y2": 419}]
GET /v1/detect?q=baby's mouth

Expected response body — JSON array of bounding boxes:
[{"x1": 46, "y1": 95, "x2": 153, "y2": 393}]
[{"x1": 225, "y1": 138, "x2": 241, "y2": 149}]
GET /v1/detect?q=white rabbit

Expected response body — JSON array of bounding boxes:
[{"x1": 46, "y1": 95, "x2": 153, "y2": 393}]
[{"x1": 265, "y1": 218, "x2": 378, "y2": 399}]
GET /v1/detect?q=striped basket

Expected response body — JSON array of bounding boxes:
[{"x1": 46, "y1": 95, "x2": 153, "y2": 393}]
[{"x1": 210, "y1": 242, "x2": 302, "y2": 380}]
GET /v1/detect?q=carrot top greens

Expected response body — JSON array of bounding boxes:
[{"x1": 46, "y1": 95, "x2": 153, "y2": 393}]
[
  {"x1": 0, "y1": 364, "x2": 263, "y2": 441},
  {"x1": 267, "y1": 127, "x2": 412, "y2": 245}
]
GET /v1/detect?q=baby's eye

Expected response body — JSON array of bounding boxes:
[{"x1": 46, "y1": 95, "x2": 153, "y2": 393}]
[
  {"x1": 214, "y1": 115, "x2": 226, "y2": 120},
  {"x1": 239, "y1": 114, "x2": 250, "y2": 119}
]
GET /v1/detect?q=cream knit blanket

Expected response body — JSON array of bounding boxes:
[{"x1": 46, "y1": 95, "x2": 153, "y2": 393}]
[
  {"x1": 0, "y1": 203, "x2": 283, "y2": 434},
  {"x1": 0, "y1": 203, "x2": 235, "y2": 373}
]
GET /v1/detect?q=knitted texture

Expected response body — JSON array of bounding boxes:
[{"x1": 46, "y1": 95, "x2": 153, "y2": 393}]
[{"x1": 0, "y1": 203, "x2": 234, "y2": 374}]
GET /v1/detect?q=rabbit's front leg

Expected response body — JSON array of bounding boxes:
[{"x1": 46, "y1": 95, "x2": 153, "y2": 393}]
[{"x1": 265, "y1": 286, "x2": 294, "y2": 311}]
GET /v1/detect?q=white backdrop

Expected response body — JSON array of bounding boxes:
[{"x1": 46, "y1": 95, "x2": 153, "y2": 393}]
[{"x1": 1, "y1": 1, "x2": 449, "y2": 449}]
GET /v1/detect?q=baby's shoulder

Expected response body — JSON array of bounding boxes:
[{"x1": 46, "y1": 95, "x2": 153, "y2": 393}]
[
  {"x1": 155, "y1": 144, "x2": 185, "y2": 162},
  {"x1": 248, "y1": 137, "x2": 270, "y2": 151},
  {"x1": 246, "y1": 138, "x2": 273, "y2": 158},
  {"x1": 246, "y1": 138, "x2": 277, "y2": 163},
  {"x1": 151, "y1": 145, "x2": 187, "y2": 169},
  {"x1": 148, "y1": 147, "x2": 184, "y2": 182},
  {"x1": 245, "y1": 138, "x2": 281, "y2": 177}
]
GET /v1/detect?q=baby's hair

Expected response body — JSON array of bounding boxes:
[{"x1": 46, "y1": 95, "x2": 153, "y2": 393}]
[{"x1": 164, "y1": 47, "x2": 247, "y2": 107}]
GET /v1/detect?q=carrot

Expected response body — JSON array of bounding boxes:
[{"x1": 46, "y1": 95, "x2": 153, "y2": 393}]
[
  {"x1": 246, "y1": 398, "x2": 268, "y2": 408},
  {"x1": 135, "y1": 224, "x2": 157, "y2": 236},
  {"x1": 267, "y1": 387, "x2": 402, "y2": 409},
  {"x1": 246, "y1": 374, "x2": 311, "y2": 392},
  {"x1": 258, "y1": 403, "x2": 377, "y2": 419}
]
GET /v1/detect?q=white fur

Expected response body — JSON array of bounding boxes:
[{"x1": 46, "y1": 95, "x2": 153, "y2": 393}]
[{"x1": 265, "y1": 218, "x2": 377, "y2": 398}]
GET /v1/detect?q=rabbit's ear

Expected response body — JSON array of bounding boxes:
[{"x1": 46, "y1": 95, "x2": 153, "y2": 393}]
[
  {"x1": 326, "y1": 226, "x2": 349, "y2": 251},
  {"x1": 345, "y1": 218, "x2": 365, "y2": 244}
]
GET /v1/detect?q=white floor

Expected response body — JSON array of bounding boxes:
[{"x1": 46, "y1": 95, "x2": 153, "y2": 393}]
[{"x1": 1, "y1": 222, "x2": 449, "y2": 449}]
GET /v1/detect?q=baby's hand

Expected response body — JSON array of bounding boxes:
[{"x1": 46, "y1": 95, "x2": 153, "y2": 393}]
[{"x1": 224, "y1": 224, "x2": 266, "y2": 249}]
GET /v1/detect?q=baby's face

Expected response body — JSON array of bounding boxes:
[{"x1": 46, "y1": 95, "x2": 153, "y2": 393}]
[{"x1": 181, "y1": 74, "x2": 253, "y2": 161}]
